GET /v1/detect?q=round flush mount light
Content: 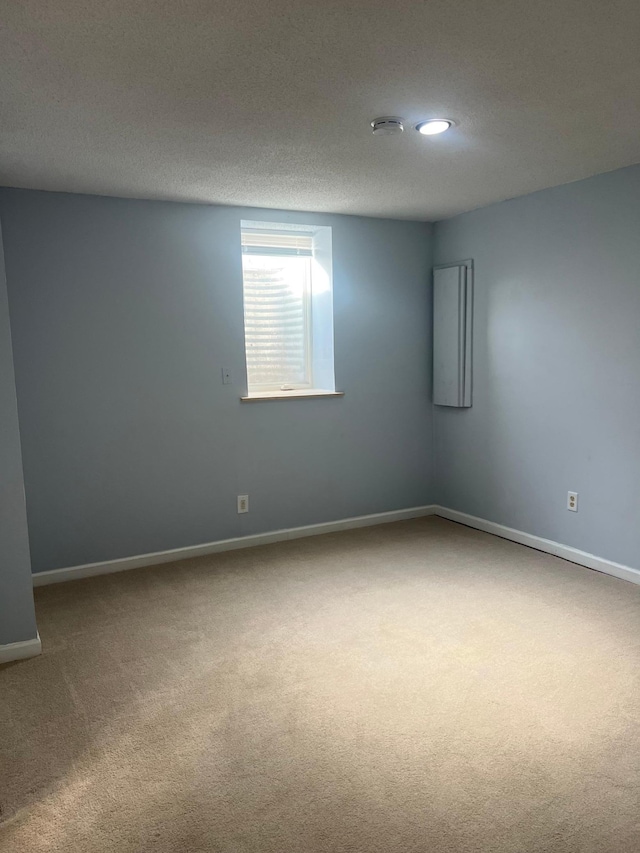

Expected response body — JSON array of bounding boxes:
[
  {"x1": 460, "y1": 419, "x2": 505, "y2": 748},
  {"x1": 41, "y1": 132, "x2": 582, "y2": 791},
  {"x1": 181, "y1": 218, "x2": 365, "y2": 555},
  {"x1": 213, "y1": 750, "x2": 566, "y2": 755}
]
[
  {"x1": 371, "y1": 116, "x2": 405, "y2": 135},
  {"x1": 415, "y1": 119, "x2": 453, "y2": 135}
]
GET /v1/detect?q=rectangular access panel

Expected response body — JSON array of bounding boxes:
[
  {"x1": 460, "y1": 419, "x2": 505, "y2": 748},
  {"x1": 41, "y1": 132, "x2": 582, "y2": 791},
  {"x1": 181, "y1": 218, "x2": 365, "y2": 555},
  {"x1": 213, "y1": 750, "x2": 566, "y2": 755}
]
[{"x1": 433, "y1": 260, "x2": 473, "y2": 407}]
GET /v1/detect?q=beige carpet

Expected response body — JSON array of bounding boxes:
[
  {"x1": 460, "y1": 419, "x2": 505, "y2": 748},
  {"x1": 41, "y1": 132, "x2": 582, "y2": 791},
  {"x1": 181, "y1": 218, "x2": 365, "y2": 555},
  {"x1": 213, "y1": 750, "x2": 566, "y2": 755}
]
[{"x1": 1, "y1": 517, "x2": 640, "y2": 852}]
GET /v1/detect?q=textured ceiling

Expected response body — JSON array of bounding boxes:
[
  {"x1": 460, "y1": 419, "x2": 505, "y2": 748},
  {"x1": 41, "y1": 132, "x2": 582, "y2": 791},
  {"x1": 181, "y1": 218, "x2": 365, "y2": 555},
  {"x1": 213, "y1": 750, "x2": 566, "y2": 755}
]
[{"x1": 1, "y1": 0, "x2": 640, "y2": 220}]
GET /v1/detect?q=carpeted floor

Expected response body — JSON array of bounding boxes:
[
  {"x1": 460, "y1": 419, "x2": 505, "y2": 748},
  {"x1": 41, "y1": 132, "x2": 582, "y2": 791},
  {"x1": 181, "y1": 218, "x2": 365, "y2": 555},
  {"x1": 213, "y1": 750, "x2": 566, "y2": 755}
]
[{"x1": 1, "y1": 516, "x2": 640, "y2": 852}]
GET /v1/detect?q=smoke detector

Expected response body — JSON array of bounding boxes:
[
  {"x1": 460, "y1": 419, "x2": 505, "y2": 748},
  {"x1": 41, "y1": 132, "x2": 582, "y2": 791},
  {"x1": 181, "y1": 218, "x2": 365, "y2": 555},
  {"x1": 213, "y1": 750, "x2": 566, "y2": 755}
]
[{"x1": 370, "y1": 116, "x2": 405, "y2": 135}]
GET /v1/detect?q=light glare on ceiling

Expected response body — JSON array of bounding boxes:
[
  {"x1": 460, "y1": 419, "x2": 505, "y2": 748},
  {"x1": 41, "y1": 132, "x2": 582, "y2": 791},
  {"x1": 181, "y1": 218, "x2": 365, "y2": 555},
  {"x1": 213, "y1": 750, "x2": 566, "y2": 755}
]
[{"x1": 416, "y1": 120, "x2": 452, "y2": 136}]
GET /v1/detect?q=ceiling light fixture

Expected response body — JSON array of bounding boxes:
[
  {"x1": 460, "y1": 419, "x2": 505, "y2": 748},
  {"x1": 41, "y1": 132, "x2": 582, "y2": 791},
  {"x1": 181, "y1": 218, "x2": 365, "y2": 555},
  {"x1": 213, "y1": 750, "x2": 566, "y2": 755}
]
[
  {"x1": 371, "y1": 117, "x2": 405, "y2": 135},
  {"x1": 416, "y1": 119, "x2": 453, "y2": 136}
]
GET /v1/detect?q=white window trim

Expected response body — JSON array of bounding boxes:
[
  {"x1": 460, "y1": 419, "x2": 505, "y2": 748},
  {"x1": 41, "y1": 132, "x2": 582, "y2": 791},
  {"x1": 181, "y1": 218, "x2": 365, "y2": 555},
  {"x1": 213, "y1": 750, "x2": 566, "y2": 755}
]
[
  {"x1": 240, "y1": 389, "x2": 344, "y2": 402},
  {"x1": 240, "y1": 220, "x2": 336, "y2": 399}
]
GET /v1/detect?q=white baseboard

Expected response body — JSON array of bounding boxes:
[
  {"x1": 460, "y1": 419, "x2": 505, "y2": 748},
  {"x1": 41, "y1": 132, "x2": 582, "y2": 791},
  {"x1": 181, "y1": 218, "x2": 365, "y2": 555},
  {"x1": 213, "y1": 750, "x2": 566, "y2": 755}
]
[
  {"x1": 32, "y1": 505, "x2": 438, "y2": 587},
  {"x1": 435, "y1": 506, "x2": 640, "y2": 586},
  {"x1": 31, "y1": 503, "x2": 640, "y2": 590},
  {"x1": 0, "y1": 633, "x2": 42, "y2": 664}
]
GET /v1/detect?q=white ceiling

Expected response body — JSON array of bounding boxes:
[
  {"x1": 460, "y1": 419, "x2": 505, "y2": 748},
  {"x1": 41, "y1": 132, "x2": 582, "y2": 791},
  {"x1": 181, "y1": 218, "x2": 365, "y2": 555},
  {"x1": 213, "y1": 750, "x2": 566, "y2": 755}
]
[{"x1": 2, "y1": 0, "x2": 640, "y2": 220}]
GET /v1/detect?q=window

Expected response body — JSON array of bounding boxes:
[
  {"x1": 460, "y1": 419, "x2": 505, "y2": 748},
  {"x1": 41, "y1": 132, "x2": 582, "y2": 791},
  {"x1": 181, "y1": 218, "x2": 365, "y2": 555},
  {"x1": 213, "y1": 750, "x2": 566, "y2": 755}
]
[{"x1": 241, "y1": 221, "x2": 336, "y2": 398}]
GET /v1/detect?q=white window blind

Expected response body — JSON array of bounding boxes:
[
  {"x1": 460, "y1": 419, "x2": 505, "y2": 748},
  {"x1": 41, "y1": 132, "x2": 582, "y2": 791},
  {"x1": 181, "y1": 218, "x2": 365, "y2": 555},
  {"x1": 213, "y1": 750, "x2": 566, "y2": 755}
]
[
  {"x1": 241, "y1": 229, "x2": 313, "y2": 390},
  {"x1": 242, "y1": 230, "x2": 313, "y2": 256}
]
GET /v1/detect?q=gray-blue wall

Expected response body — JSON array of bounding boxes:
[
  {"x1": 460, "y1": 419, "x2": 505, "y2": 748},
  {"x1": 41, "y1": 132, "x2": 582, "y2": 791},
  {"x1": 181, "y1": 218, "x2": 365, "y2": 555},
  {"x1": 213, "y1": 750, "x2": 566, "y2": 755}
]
[
  {"x1": 0, "y1": 189, "x2": 434, "y2": 573},
  {"x1": 4, "y1": 164, "x2": 635, "y2": 584},
  {"x1": 433, "y1": 164, "x2": 640, "y2": 570},
  {"x1": 0, "y1": 222, "x2": 38, "y2": 642}
]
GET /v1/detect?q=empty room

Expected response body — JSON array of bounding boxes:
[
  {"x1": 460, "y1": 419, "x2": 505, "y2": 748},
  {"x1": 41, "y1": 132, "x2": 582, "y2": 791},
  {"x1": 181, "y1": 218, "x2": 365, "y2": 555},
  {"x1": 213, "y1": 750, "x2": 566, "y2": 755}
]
[{"x1": 1, "y1": 2, "x2": 639, "y2": 851}]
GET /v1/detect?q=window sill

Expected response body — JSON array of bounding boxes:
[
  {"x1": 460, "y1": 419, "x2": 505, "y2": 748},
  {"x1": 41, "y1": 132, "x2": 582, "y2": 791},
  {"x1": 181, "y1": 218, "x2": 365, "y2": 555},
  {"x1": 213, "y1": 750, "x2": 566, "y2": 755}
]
[{"x1": 240, "y1": 390, "x2": 344, "y2": 403}]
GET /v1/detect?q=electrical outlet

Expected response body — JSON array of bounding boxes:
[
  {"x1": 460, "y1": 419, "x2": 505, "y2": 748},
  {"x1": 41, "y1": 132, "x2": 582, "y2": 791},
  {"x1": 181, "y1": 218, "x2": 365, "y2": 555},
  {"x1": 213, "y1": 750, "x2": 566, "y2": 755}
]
[
  {"x1": 237, "y1": 494, "x2": 249, "y2": 514},
  {"x1": 567, "y1": 491, "x2": 578, "y2": 512},
  {"x1": 222, "y1": 367, "x2": 232, "y2": 385}
]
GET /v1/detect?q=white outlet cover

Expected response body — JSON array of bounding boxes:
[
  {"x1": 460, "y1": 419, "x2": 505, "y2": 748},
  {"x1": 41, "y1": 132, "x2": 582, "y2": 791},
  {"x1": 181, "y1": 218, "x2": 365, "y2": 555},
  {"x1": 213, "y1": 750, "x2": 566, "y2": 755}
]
[
  {"x1": 237, "y1": 494, "x2": 249, "y2": 514},
  {"x1": 567, "y1": 491, "x2": 578, "y2": 512}
]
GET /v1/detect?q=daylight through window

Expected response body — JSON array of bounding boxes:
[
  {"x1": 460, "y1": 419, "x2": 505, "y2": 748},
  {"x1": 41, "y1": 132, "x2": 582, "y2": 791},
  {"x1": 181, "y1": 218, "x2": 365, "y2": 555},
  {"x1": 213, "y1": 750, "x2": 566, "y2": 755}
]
[{"x1": 241, "y1": 223, "x2": 335, "y2": 396}]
